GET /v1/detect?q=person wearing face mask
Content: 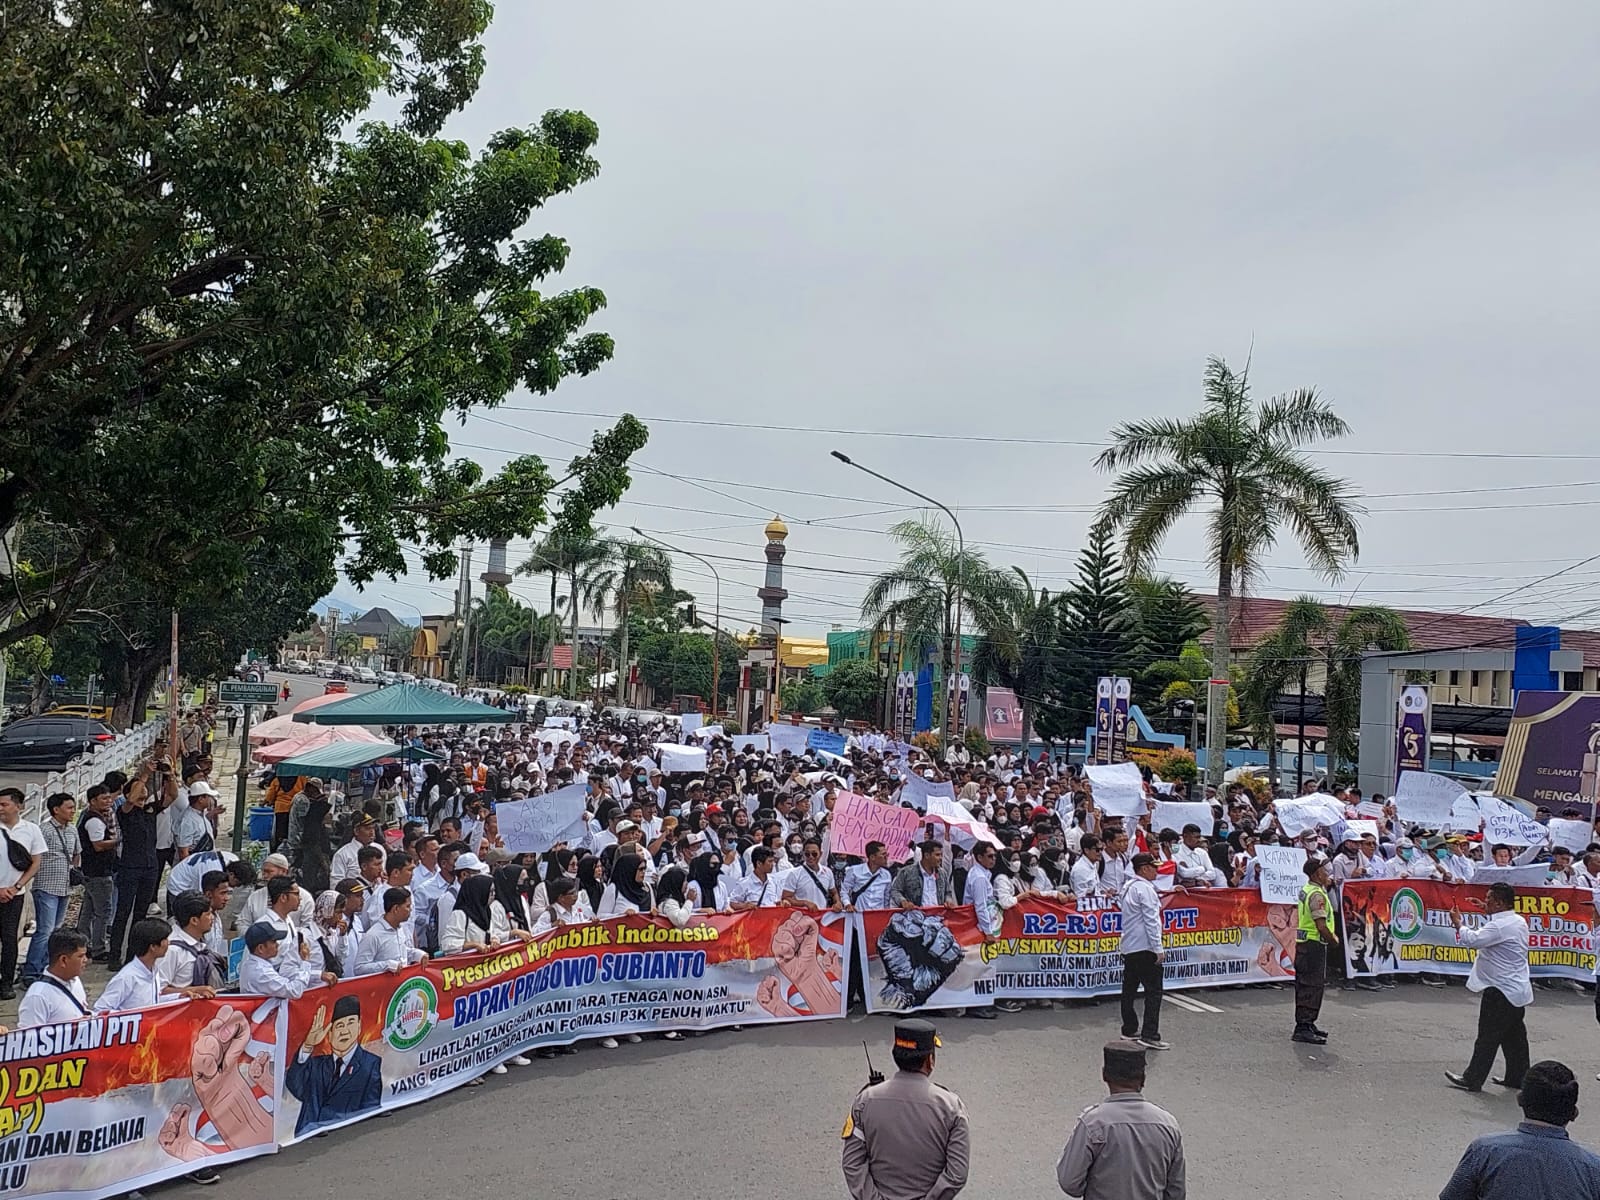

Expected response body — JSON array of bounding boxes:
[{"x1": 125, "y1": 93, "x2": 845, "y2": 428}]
[
  {"x1": 1384, "y1": 837, "x2": 1431, "y2": 879},
  {"x1": 686, "y1": 851, "x2": 730, "y2": 912}
]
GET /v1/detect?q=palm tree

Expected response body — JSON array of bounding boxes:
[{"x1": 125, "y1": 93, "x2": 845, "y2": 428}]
[
  {"x1": 1240, "y1": 597, "x2": 1410, "y2": 786},
  {"x1": 583, "y1": 538, "x2": 673, "y2": 702},
  {"x1": 1095, "y1": 356, "x2": 1362, "y2": 785},
  {"x1": 972, "y1": 569, "x2": 1064, "y2": 759},
  {"x1": 861, "y1": 518, "x2": 1020, "y2": 739},
  {"x1": 469, "y1": 586, "x2": 547, "y2": 684},
  {"x1": 519, "y1": 524, "x2": 611, "y2": 694}
]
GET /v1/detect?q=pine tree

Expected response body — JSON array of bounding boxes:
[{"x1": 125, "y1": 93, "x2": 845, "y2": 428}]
[{"x1": 1037, "y1": 526, "x2": 1135, "y2": 743}]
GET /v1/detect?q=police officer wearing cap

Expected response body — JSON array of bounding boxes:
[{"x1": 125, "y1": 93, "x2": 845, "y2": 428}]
[
  {"x1": 1292, "y1": 854, "x2": 1338, "y2": 1045},
  {"x1": 1057, "y1": 1040, "x2": 1186, "y2": 1199},
  {"x1": 842, "y1": 1019, "x2": 970, "y2": 1199}
]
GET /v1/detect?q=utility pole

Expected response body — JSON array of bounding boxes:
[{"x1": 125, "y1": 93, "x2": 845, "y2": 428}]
[
  {"x1": 167, "y1": 609, "x2": 180, "y2": 761},
  {"x1": 455, "y1": 545, "x2": 473, "y2": 688}
]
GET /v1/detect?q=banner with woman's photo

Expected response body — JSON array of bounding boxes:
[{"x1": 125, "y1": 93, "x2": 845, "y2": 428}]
[
  {"x1": 1340, "y1": 878, "x2": 1596, "y2": 980},
  {"x1": 277, "y1": 908, "x2": 850, "y2": 1144}
]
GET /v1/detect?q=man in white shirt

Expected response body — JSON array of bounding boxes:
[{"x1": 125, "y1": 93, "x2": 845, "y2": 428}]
[
  {"x1": 729, "y1": 847, "x2": 783, "y2": 910},
  {"x1": 1070, "y1": 836, "x2": 1112, "y2": 901},
  {"x1": 95, "y1": 918, "x2": 213, "y2": 1012},
  {"x1": 0, "y1": 787, "x2": 45, "y2": 999},
  {"x1": 158, "y1": 893, "x2": 225, "y2": 989},
  {"x1": 17, "y1": 929, "x2": 91, "y2": 1026},
  {"x1": 1445, "y1": 882, "x2": 1533, "y2": 1093},
  {"x1": 965, "y1": 845, "x2": 1000, "y2": 938},
  {"x1": 238, "y1": 922, "x2": 333, "y2": 998},
  {"x1": 329, "y1": 813, "x2": 379, "y2": 883},
  {"x1": 1099, "y1": 828, "x2": 1132, "y2": 895},
  {"x1": 1118, "y1": 853, "x2": 1168, "y2": 1051},
  {"x1": 353, "y1": 888, "x2": 426, "y2": 976},
  {"x1": 258, "y1": 876, "x2": 306, "y2": 970},
  {"x1": 241, "y1": 854, "x2": 315, "y2": 927},
  {"x1": 780, "y1": 838, "x2": 839, "y2": 911},
  {"x1": 1173, "y1": 825, "x2": 1226, "y2": 888},
  {"x1": 842, "y1": 843, "x2": 894, "y2": 911}
]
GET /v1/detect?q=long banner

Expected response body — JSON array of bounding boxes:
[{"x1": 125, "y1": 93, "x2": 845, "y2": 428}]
[
  {"x1": 858, "y1": 894, "x2": 1296, "y2": 1011},
  {"x1": 1340, "y1": 878, "x2": 1597, "y2": 980},
  {"x1": 0, "y1": 998, "x2": 282, "y2": 1200}
]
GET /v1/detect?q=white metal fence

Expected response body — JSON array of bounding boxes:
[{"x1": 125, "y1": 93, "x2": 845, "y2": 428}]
[{"x1": 15, "y1": 717, "x2": 166, "y2": 818}]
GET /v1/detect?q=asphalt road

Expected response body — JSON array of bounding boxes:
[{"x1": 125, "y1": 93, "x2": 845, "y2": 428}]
[{"x1": 161, "y1": 980, "x2": 1600, "y2": 1200}]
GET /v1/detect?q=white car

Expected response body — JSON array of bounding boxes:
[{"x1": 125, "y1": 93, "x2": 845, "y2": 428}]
[{"x1": 355, "y1": 667, "x2": 379, "y2": 684}]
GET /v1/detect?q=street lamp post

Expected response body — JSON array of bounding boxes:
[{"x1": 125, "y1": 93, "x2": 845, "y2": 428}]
[
  {"x1": 831, "y1": 450, "x2": 965, "y2": 743},
  {"x1": 632, "y1": 527, "x2": 723, "y2": 719}
]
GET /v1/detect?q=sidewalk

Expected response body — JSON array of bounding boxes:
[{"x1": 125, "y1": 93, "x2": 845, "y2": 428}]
[{"x1": 0, "y1": 725, "x2": 255, "y2": 1025}]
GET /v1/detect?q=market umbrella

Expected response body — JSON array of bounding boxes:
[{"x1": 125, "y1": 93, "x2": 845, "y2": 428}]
[
  {"x1": 294, "y1": 682, "x2": 517, "y2": 726},
  {"x1": 270, "y1": 739, "x2": 408, "y2": 778},
  {"x1": 254, "y1": 726, "x2": 388, "y2": 764},
  {"x1": 248, "y1": 712, "x2": 310, "y2": 744}
]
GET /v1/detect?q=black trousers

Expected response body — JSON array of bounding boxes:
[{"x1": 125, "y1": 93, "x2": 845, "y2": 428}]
[
  {"x1": 1294, "y1": 940, "x2": 1327, "y2": 1031},
  {"x1": 1120, "y1": 950, "x2": 1163, "y2": 1040},
  {"x1": 109, "y1": 868, "x2": 159, "y2": 964},
  {"x1": 1462, "y1": 986, "x2": 1528, "y2": 1089},
  {"x1": 0, "y1": 894, "x2": 23, "y2": 984}
]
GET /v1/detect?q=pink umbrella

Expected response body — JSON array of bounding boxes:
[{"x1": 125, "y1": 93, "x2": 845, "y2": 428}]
[
  {"x1": 254, "y1": 726, "x2": 387, "y2": 763},
  {"x1": 292, "y1": 692, "x2": 352, "y2": 717},
  {"x1": 248, "y1": 713, "x2": 306, "y2": 744}
]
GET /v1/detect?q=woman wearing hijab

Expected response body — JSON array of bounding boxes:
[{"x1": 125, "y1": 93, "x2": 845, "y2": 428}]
[
  {"x1": 295, "y1": 788, "x2": 335, "y2": 896},
  {"x1": 686, "y1": 851, "x2": 730, "y2": 913},
  {"x1": 495, "y1": 863, "x2": 535, "y2": 931},
  {"x1": 574, "y1": 854, "x2": 604, "y2": 916},
  {"x1": 308, "y1": 890, "x2": 348, "y2": 978},
  {"x1": 441, "y1": 875, "x2": 533, "y2": 1079},
  {"x1": 598, "y1": 850, "x2": 654, "y2": 917},
  {"x1": 656, "y1": 867, "x2": 696, "y2": 929},
  {"x1": 528, "y1": 848, "x2": 576, "y2": 924}
]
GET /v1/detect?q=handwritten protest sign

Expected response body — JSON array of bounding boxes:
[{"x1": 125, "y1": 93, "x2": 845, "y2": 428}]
[
  {"x1": 497, "y1": 783, "x2": 588, "y2": 854},
  {"x1": 1548, "y1": 817, "x2": 1593, "y2": 852},
  {"x1": 1356, "y1": 800, "x2": 1387, "y2": 819},
  {"x1": 1274, "y1": 797, "x2": 1345, "y2": 838},
  {"x1": 767, "y1": 724, "x2": 810, "y2": 756},
  {"x1": 1257, "y1": 844, "x2": 1308, "y2": 905},
  {"x1": 830, "y1": 791, "x2": 923, "y2": 858},
  {"x1": 1085, "y1": 761, "x2": 1146, "y2": 818},
  {"x1": 807, "y1": 729, "x2": 847, "y2": 756},
  {"x1": 1344, "y1": 819, "x2": 1379, "y2": 841},
  {"x1": 1151, "y1": 801, "x2": 1212, "y2": 835},
  {"x1": 1481, "y1": 802, "x2": 1549, "y2": 847},
  {"x1": 1448, "y1": 794, "x2": 1485, "y2": 832},
  {"x1": 1473, "y1": 863, "x2": 1553, "y2": 887},
  {"x1": 1394, "y1": 771, "x2": 1466, "y2": 826}
]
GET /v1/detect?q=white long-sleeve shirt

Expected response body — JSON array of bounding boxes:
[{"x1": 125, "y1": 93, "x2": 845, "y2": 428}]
[
  {"x1": 1455, "y1": 910, "x2": 1533, "y2": 1007},
  {"x1": 441, "y1": 902, "x2": 512, "y2": 953},
  {"x1": 238, "y1": 950, "x2": 313, "y2": 999},
  {"x1": 965, "y1": 864, "x2": 999, "y2": 936},
  {"x1": 94, "y1": 959, "x2": 171, "y2": 1013},
  {"x1": 531, "y1": 905, "x2": 590, "y2": 935},
  {"x1": 1118, "y1": 875, "x2": 1164, "y2": 957},
  {"x1": 1070, "y1": 856, "x2": 1106, "y2": 900},
  {"x1": 353, "y1": 920, "x2": 425, "y2": 976}
]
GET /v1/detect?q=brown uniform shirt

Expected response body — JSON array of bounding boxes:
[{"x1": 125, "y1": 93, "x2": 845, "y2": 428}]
[
  {"x1": 842, "y1": 1070, "x2": 970, "y2": 1200},
  {"x1": 1057, "y1": 1091, "x2": 1185, "y2": 1200}
]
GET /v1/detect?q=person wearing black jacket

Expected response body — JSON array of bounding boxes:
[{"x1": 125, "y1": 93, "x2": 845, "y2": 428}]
[{"x1": 108, "y1": 757, "x2": 178, "y2": 965}]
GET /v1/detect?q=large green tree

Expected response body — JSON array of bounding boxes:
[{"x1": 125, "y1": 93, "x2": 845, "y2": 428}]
[
  {"x1": 1240, "y1": 597, "x2": 1410, "y2": 784},
  {"x1": 860, "y1": 519, "x2": 1020, "y2": 739},
  {"x1": 1095, "y1": 356, "x2": 1362, "y2": 784},
  {"x1": 972, "y1": 569, "x2": 1065, "y2": 758},
  {"x1": 0, "y1": 2, "x2": 644, "y2": 650},
  {"x1": 1041, "y1": 527, "x2": 1134, "y2": 745},
  {"x1": 635, "y1": 630, "x2": 741, "y2": 710},
  {"x1": 583, "y1": 540, "x2": 673, "y2": 702},
  {"x1": 821, "y1": 657, "x2": 886, "y2": 724}
]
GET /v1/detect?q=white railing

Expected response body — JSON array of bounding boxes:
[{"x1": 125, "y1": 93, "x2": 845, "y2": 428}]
[{"x1": 18, "y1": 716, "x2": 166, "y2": 818}]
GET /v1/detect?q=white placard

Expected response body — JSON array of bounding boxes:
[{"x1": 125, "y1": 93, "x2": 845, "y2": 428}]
[
  {"x1": 899, "y1": 772, "x2": 956, "y2": 813},
  {"x1": 542, "y1": 715, "x2": 576, "y2": 730},
  {"x1": 731, "y1": 733, "x2": 769, "y2": 754},
  {"x1": 1273, "y1": 797, "x2": 1345, "y2": 838},
  {"x1": 1085, "y1": 761, "x2": 1147, "y2": 819},
  {"x1": 1356, "y1": 800, "x2": 1387, "y2": 819},
  {"x1": 1393, "y1": 771, "x2": 1467, "y2": 826},
  {"x1": 766, "y1": 724, "x2": 810, "y2": 756},
  {"x1": 1447, "y1": 794, "x2": 1485, "y2": 832},
  {"x1": 679, "y1": 712, "x2": 703, "y2": 741},
  {"x1": 688, "y1": 723, "x2": 724, "y2": 742},
  {"x1": 653, "y1": 743, "x2": 707, "y2": 774},
  {"x1": 1257, "y1": 844, "x2": 1308, "y2": 906},
  {"x1": 1150, "y1": 801, "x2": 1213, "y2": 835},
  {"x1": 1547, "y1": 817, "x2": 1593, "y2": 853},
  {"x1": 1481, "y1": 803, "x2": 1549, "y2": 847},
  {"x1": 1344, "y1": 819, "x2": 1380, "y2": 841},
  {"x1": 1473, "y1": 863, "x2": 1557, "y2": 887},
  {"x1": 496, "y1": 783, "x2": 588, "y2": 854}
]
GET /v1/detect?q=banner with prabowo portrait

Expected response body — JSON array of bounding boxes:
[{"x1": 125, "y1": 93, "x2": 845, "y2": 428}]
[
  {"x1": 857, "y1": 906, "x2": 995, "y2": 1013},
  {"x1": 0, "y1": 998, "x2": 283, "y2": 1200},
  {"x1": 277, "y1": 909, "x2": 848, "y2": 1144},
  {"x1": 986, "y1": 894, "x2": 1298, "y2": 999},
  {"x1": 1340, "y1": 878, "x2": 1596, "y2": 981}
]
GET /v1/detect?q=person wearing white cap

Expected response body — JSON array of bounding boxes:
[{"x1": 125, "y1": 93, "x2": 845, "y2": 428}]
[
  {"x1": 431, "y1": 852, "x2": 484, "y2": 954},
  {"x1": 242, "y1": 853, "x2": 316, "y2": 928},
  {"x1": 172, "y1": 781, "x2": 218, "y2": 861}
]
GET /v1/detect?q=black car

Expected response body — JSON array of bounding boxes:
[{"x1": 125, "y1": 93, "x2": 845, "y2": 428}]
[{"x1": 0, "y1": 715, "x2": 116, "y2": 769}]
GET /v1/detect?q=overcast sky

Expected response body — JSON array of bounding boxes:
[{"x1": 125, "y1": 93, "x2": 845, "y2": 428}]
[{"x1": 358, "y1": 1, "x2": 1600, "y2": 638}]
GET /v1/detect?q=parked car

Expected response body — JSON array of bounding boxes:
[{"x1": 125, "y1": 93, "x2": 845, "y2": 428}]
[
  {"x1": 355, "y1": 667, "x2": 379, "y2": 684},
  {"x1": 399, "y1": 672, "x2": 417, "y2": 684},
  {"x1": 0, "y1": 716, "x2": 116, "y2": 769},
  {"x1": 45, "y1": 703, "x2": 115, "y2": 721}
]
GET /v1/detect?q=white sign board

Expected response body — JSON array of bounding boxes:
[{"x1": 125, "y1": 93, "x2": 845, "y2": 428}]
[
  {"x1": 731, "y1": 734, "x2": 769, "y2": 754},
  {"x1": 1356, "y1": 800, "x2": 1387, "y2": 819},
  {"x1": 1150, "y1": 801, "x2": 1213, "y2": 835},
  {"x1": 1447, "y1": 794, "x2": 1485, "y2": 832},
  {"x1": 1344, "y1": 819, "x2": 1380, "y2": 841},
  {"x1": 1257, "y1": 844, "x2": 1308, "y2": 906},
  {"x1": 1473, "y1": 863, "x2": 1556, "y2": 887},
  {"x1": 766, "y1": 724, "x2": 810, "y2": 756},
  {"x1": 1481, "y1": 803, "x2": 1549, "y2": 847},
  {"x1": 1273, "y1": 797, "x2": 1345, "y2": 838},
  {"x1": 653, "y1": 743, "x2": 707, "y2": 775},
  {"x1": 496, "y1": 783, "x2": 589, "y2": 854},
  {"x1": 542, "y1": 715, "x2": 576, "y2": 730},
  {"x1": 899, "y1": 772, "x2": 956, "y2": 813},
  {"x1": 1393, "y1": 771, "x2": 1467, "y2": 827},
  {"x1": 679, "y1": 712, "x2": 703, "y2": 741},
  {"x1": 1547, "y1": 817, "x2": 1593, "y2": 853},
  {"x1": 1085, "y1": 761, "x2": 1147, "y2": 819}
]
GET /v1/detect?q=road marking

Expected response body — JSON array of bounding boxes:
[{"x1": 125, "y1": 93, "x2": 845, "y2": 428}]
[{"x1": 1166, "y1": 993, "x2": 1224, "y2": 1013}]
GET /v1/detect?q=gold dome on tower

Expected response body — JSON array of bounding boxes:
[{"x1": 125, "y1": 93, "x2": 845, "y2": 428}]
[{"x1": 764, "y1": 515, "x2": 789, "y2": 540}]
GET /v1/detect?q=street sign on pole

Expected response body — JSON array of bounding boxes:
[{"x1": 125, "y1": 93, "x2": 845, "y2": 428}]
[{"x1": 219, "y1": 680, "x2": 280, "y2": 705}]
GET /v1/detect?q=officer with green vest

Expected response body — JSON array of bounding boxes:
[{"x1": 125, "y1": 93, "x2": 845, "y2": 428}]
[{"x1": 1292, "y1": 854, "x2": 1339, "y2": 1045}]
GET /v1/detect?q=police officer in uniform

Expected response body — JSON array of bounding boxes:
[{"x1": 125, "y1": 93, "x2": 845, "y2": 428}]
[
  {"x1": 842, "y1": 1019, "x2": 970, "y2": 1199},
  {"x1": 1292, "y1": 854, "x2": 1339, "y2": 1045},
  {"x1": 1057, "y1": 1040, "x2": 1185, "y2": 1199}
]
